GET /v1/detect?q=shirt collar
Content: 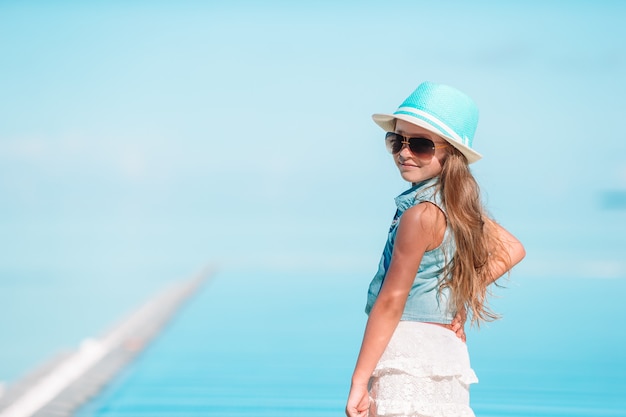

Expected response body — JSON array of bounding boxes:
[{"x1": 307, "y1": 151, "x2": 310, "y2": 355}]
[{"x1": 394, "y1": 177, "x2": 439, "y2": 212}]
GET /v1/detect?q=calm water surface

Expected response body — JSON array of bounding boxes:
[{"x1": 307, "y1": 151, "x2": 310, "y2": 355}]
[{"x1": 72, "y1": 269, "x2": 626, "y2": 417}]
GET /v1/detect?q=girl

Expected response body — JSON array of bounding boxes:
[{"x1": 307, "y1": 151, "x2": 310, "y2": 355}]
[{"x1": 345, "y1": 82, "x2": 525, "y2": 417}]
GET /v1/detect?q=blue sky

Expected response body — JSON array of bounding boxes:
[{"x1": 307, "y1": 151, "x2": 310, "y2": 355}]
[
  {"x1": 1, "y1": 1, "x2": 625, "y2": 381},
  {"x1": 3, "y1": 1, "x2": 625, "y2": 273}
]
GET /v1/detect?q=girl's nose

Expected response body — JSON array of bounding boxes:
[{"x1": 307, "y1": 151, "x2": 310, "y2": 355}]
[{"x1": 398, "y1": 142, "x2": 413, "y2": 158}]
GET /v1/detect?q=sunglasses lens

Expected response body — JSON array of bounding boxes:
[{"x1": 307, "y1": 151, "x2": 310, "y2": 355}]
[
  {"x1": 385, "y1": 132, "x2": 403, "y2": 154},
  {"x1": 385, "y1": 133, "x2": 436, "y2": 160},
  {"x1": 409, "y1": 138, "x2": 436, "y2": 159}
]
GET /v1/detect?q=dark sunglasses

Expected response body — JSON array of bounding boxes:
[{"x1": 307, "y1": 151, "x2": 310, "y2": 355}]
[{"x1": 385, "y1": 132, "x2": 448, "y2": 161}]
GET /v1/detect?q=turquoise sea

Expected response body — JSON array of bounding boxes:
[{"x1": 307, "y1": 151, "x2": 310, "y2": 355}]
[
  {"x1": 1, "y1": 1, "x2": 625, "y2": 415},
  {"x1": 70, "y1": 269, "x2": 625, "y2": 416}
]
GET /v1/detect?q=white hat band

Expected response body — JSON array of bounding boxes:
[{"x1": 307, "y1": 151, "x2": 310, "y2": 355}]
[{"x1": 395, "y1": 107, "x2": 469, "y2": 146}]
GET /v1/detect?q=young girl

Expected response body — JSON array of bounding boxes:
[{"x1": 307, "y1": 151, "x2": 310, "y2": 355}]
[{"x1": 345, "y1": 82, "x2": 525, "y2": 417}]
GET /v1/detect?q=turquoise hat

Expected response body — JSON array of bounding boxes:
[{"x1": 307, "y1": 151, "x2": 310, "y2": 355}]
[{"x1": 372, "y1": 82, "x2": 482, "y2": 163}]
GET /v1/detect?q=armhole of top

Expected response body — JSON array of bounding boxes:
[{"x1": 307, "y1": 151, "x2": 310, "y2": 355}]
[{"x1": 415, "y1": 200, "x2": 448, "y2": 252}]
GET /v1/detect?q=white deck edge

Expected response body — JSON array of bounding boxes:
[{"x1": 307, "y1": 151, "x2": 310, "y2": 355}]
[{"x1": 0, "y1": 268, "x2": 211, "y2": 417}]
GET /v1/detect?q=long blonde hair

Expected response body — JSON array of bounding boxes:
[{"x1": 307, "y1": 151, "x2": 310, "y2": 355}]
[{"x1": 438, "y1": 147, "x2": 509, "y2": 326}]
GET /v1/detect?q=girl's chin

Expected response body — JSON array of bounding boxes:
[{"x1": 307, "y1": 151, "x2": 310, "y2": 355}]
[
  {"x1": 400, "y1": 172, "x2": 436, "y2": 183},
  {"x1": 399, "y1": 171, "x2": 421, "y2": 182}
]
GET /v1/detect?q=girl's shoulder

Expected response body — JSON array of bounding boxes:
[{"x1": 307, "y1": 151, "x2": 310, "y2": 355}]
[
  {"x1": 398, "y1": 202, "x2": 448, "y2": 251},
  {"x1": 401, "y1": 201, "x2": 446, "y2": 229}
]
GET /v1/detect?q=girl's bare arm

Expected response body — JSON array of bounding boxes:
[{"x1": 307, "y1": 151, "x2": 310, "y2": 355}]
[
  {"x1": 346, "y1": 203, "x2": 445, "y2": 416},
  {"x1": 486, "y1": 219, "x2": 526, "y2": 283}
]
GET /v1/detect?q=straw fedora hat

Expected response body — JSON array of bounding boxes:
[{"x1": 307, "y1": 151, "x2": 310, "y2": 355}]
[{"x1": 372, "y1": 82, "x2": 482, "y2": 164}]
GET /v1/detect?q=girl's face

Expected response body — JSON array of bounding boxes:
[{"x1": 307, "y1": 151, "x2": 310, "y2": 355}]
[{"x1": 392, "y1": 119, "x2": 449, "y2": 184}]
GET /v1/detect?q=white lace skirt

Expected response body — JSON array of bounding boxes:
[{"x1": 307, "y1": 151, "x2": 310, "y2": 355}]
[{"x1": 369, "y1": 321, "x2": 479, "y2": 417}]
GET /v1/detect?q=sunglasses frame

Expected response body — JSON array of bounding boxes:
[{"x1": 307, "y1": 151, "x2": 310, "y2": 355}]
[{"x1": 385, "y1": 132, "x2": 449, "y2": 161}]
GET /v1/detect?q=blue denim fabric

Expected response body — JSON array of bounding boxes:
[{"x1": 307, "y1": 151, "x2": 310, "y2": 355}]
[{"x1": 365, "y1": 177, "x2": 456, "y2": 324}]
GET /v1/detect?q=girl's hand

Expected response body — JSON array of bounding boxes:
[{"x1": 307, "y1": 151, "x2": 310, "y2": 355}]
[
  {"x1": 449, "y1": 309, "x2": 467, "y2": 342},
  {"x1": 346, "y1": 383, "x2": 370, "y2": 417}
]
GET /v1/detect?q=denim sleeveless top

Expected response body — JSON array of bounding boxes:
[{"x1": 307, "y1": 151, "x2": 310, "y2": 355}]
[{"x1": 365, "y1": 177, "x2": 456, "y2": 324}]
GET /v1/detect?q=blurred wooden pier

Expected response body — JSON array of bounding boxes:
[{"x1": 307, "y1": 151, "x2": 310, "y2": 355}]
[{"x1": 0, "y1": 268, "x2": 212, "y2": 417}]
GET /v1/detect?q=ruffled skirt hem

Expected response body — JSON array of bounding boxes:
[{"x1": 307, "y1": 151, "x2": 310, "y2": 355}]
[
  {"x1": 371, "y1": 401, "x2": 475, "y2": 417},
  {"x1": 368, "y1": 321, "x2": 478, "y2": 417}
]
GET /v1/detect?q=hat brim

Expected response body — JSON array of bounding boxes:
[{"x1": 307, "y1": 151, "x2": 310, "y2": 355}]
[{"x1": 372, "y1": 113, "x2": 482, "y2": 164}]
